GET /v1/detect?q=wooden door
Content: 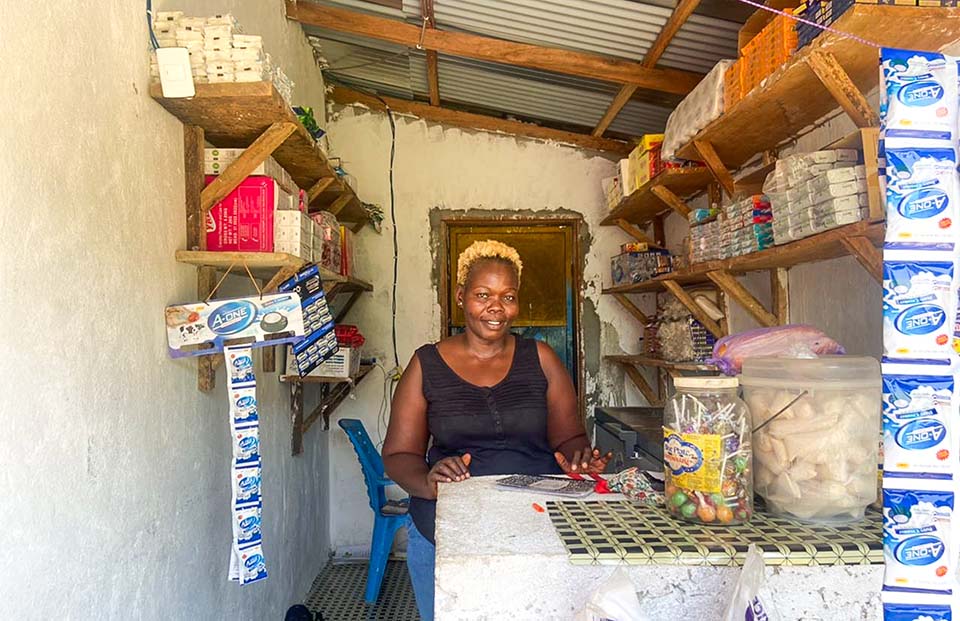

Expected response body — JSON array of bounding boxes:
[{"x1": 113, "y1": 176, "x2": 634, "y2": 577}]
[{"x1": 441, "y1": 219, "x2": 581, "y2": 390}]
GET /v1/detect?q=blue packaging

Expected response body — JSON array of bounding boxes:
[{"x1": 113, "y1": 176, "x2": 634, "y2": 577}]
[
  {"x1": 882, "y1": 589, "x2": 953, "y2": 620},
  {"x1": 884, "y1": 145, "x2": 959, "y2": 244},
  {"x1": 882, "y1": 359, "x2": 956, "y2": 474},
  {"x1": 883, "y1": 246, "x2": 956, "y2": 359},
  {"x1": 881, "y1": 49, "x2": 958, "y2": 143},
  {"x1": 883, "y1": 480, "x2": 955, "y2": 593},
  {"x1": 234, "y1": 506, "x2": 262, "y2": 547},
  {"x1": 233, "y1": 465, "x2": 262, "y2": 508}
]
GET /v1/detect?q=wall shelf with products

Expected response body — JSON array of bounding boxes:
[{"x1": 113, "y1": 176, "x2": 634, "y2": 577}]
[
  {"x1": 150, "y1": 82, "x2": 369, "y2": 229},
  {"x1": 154, "y1": 82, "x2": 376, "y2": 455},
  {"x1": 591, "y1": 5, "x2": 958, "y2": 401}
]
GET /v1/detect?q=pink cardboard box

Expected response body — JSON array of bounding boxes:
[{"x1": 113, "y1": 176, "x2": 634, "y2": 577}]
[{"x1": 205, "y1": 176, "x2": 292, "y2": 252}]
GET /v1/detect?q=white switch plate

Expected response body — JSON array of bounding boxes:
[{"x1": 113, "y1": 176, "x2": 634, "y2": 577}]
[{"x1": 156, "y1": 47, "x2": 195, "y2": 98}]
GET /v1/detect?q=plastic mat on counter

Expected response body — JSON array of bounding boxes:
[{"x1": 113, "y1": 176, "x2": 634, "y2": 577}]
[{"x1": 547, "y1": 500, "x2": 882, "y2": 567}]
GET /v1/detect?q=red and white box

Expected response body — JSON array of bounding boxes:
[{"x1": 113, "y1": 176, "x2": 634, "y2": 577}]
[{"x1": 205, "y1": 176, "x2": 294, "y2": 252}]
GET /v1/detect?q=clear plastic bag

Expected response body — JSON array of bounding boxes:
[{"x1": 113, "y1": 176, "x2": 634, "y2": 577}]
[
  {"x1": 709, "y1": 324, "x2": 845, "y2": 375},
  {"x1": 722, "y1": 544, "x2": 781, "y2": 621},
  {"x1": 574, "y1": 569, "x2": 649, "y2": 621}
]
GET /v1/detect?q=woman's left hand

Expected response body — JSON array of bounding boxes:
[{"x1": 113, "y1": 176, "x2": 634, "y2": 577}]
[{"x1": 554, "y1": 447, "x2": 613, "y2": 475}]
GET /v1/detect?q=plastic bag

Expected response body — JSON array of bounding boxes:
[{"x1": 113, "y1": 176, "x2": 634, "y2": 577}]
[
  {"x1": 574, "y1": 569, "x2": 649, "y2": 621},
  {"x1": 709, "y1": 324, "x2": 845, "y2": 376},
  {"x1": 722, "y1": 544, "x2": 781, "y2": 621}
]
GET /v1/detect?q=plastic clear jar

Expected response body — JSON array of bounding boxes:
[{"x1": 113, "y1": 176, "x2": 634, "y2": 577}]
[
  {"x1": 741, "y1": 356, "x2": 880, "y2": 523},
  {"x1": 664, "y1": 377, "x2": 753, "y2": 525}
]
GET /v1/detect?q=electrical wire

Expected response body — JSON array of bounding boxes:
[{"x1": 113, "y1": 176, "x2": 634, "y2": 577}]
[{"x1": 145, "y1": 0, "x2": 160, "y2": 50}]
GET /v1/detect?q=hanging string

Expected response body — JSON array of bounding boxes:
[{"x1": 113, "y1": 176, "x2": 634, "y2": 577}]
[
  {"x1": 203, "y1": 261, "x2": 263, "y2": 303},
  {"x1": 733, "y1": 0, "x2": 883, "y2": 49}
]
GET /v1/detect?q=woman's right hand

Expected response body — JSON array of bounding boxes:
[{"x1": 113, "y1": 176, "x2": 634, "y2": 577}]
[{"x1": 426, "y1": 453, "x2": 472, "y2": 498}]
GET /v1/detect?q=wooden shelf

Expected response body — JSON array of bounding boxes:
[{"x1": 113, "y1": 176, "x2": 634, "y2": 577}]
[
  {"x1": 675, "y1": 5, "x2": 960, "y2": 170},
  {"x1": 175, "y1": 250, "x2": 372, "y2": 294},
  {"x1": 603, "y1": 220, "x2": 883, "y2": 294},
  {"x1": 150, "y1": 82, "x2": 368, "y2": 230},
  {"x1": 290, "y1": 364, "x2": 376, "y2": 454},
  {"x1": 281, "y1": 364, "x2": 375, "y2": 385},
  {"x1": 600, "y1": 167, "x2": 714, "y2": 227},
  {"x1": 606, "y1": 355, "x2": 716, "y2": 373}
]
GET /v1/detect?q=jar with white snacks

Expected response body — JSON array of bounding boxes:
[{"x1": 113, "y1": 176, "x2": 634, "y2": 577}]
[{"x1": 741, "y1": 357, "x2": 881, "y2": 522}]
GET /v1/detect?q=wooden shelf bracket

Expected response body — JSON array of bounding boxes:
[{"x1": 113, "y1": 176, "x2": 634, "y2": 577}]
[
  {"x1": 620, "y1": 363, "x2": 662, "y2": 406},
  {"x1": 662, "y1": 279, "x2": 725, "y2": 338},
  {"x1": 197, "y1": 266, "x2": 219, "y2": 392},
  {"x1": 805, "y1": 50, "x2": 878, "y2": 129},
  {"x1": 289, "y1": 371, "x2": 373, "y2": 455},
  {"x1": 615, "y1": 219, "x2": 658, "y2": 246},
  {"x1": 840, "y1": 236, "x2": 883, "y2": 284},
  {"x1": 612, "y1": 293, "x2": 649, "y2": 324},
  {"x1": 770, "y1": 268, "x2": 790, "y2": 325},
  {"x1": 706, "y1": 269, "x2": 780, "y2": 328},
  {"x1": 651, "y1": 185, "x2": 692, "y2": 219},
  {"x1": 693, "y1": 140, "x2": 736, "y2": 197},
  {"x1": 199, "y1": 121, "x2": 298, "y2": 213}
]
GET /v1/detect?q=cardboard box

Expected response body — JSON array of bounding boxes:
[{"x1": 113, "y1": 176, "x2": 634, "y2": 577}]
[
  {"x1": 634, "y1": 147, "x2": 662, "y2": 188},
  {"x1": 340, "y1": 225, "x2": 356, "y2": 277},
  {"x1": 638, "y1": 134, "x2": 664, "y2": 153},
  {"x1": 287, "y1": 345, "x2": 360, "y2": 379},
  {"x1": 617, "y1": 159, "x2": 637, "y2": 197},
  {"x1": 206, "y1": 176, "x2": 289, "y2": 252}
]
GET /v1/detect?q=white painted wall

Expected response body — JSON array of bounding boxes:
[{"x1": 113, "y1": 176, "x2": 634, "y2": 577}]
[
  {"x1": 322, "y1": 109, "x2": 649, "y2": 551},
  {"x1": 0, "y1": 1, "x2": 332, "y2": 618}
]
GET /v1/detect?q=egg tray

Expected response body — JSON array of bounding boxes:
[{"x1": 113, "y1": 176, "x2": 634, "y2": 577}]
[{"x1": 546, "y1": 499, "x2": 883, "y2": 566}]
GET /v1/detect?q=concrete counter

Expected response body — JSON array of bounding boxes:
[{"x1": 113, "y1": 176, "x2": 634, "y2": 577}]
[{"x1": 434, "y1": 476, "x2": 882, "y2": 620}]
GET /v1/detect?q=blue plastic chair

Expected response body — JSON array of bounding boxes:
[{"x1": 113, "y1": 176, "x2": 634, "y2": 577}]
[{"x1": 338, "y1": 418, "x2": 411, "y2": 604}]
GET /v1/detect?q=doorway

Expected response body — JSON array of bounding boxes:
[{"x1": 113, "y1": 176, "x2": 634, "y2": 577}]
[{"x1": 439, "y1": 216, "x2": 584, "y2": 403}]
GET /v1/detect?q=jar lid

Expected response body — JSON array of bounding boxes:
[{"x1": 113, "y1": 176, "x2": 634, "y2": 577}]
[
  {"x1": 673, "y1": 376, "x2": 739, "y2": 389},
  {"x1": 740, "y1": 356, "x2": 880, "y2": 388}
]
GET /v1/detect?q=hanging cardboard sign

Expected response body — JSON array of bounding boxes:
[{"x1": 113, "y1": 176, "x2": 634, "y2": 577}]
[{"x1": 165, "y1": 293, "x2": 305, "y2": 358}]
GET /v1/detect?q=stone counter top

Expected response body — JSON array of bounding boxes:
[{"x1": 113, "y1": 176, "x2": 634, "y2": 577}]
[{"x1": 434, "y1": 476, "x2": 881, "y2": 620}]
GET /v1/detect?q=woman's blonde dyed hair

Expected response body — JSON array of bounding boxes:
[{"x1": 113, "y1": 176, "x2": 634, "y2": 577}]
[{"x1": 456, "y1": 240, "x2": 523, "y2": 286}]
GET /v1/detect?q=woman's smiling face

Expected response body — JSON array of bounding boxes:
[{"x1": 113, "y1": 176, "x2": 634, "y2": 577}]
[{"x1": 457, "y1": 259, "x2": 520, "y2": 340}]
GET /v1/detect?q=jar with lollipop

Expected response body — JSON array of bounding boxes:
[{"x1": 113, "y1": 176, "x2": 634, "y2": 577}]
[{"x1": 663, "y1": 376, "x2": 753, "y2": 524}]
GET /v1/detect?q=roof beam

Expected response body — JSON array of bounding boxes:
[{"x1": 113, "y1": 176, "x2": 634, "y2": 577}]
[
  {"x1": 285, "y1": 1, "x2": 703, "y2": 95},
  {"x1": 329, "y1": 86, "x2": 633, "y2": 155},
  {"x1": 593, "y1": 0, "x2": 703, "y2": 137},
  {"x1": 419, "y1": 0, "x2": 441, "y2": 106}
]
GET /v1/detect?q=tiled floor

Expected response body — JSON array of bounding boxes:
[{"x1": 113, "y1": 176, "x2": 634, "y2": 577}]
[{"x1": 304, "y1": 560, "x2": 420, "y2": 621}]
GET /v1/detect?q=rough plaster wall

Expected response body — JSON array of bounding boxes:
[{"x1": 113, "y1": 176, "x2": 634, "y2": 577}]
[
  {"x1": 322, "y1": 109, "x2": 644, "y2": 551},
  {"x1": 0, "y1": 1, "x2": 330, "y2": 618}
]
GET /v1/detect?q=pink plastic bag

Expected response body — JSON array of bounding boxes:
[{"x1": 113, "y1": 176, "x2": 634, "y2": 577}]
[{"x1": 709, "y1": 324, "x2": 845, "y2": 375}]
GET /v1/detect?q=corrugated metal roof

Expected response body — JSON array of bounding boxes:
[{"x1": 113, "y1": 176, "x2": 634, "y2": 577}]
[{"x1": 302, "y1": 0, "x2": 743, "y2": 137}]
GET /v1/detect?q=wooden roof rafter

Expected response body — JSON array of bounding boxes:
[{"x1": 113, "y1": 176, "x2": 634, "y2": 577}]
[
  {"x1": 329, "y1": 85, "x2": 634, "y2": 155},
  {"x1": 284, "y1": 1, "x2": 704, "y2": 95},
  {"x1": 593, "y1": 0, "x2": 703, "y2": 137},
  {"x1": 419, "y1": 0, "x2": 441, "y2": 106}
]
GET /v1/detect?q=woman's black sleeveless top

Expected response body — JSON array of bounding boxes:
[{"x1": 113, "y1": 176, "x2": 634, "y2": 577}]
[{"x1": 407, "y1": 336, "x2": 562, "y2": 544}]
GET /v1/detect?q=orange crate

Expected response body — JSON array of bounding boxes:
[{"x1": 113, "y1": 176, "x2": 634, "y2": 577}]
[{"x1": 723, "y1": 61, "x2": 743, "y2": 111}]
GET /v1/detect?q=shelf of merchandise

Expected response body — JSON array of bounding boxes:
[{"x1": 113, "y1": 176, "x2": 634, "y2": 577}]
[
  {"x1": 673, "y1": 5, "x2": 960, "y2": 175},
  {"x1": 604, "y1": 220, "x2": 883, "y2": 297},
  {"x1": 286, "y1": 365, "x2": 376, "y2": 454},
  {"x1": 150, "y1": 81, "x2": 369, "y2": 229},
  {"x1": 600, "y1": 167, "x2": 714, "y2": 228}
]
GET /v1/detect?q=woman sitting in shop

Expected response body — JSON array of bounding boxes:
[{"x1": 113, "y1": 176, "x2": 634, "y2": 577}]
[{"x1": 383, "y1": 240, "x2": 612, "y2": 621}]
